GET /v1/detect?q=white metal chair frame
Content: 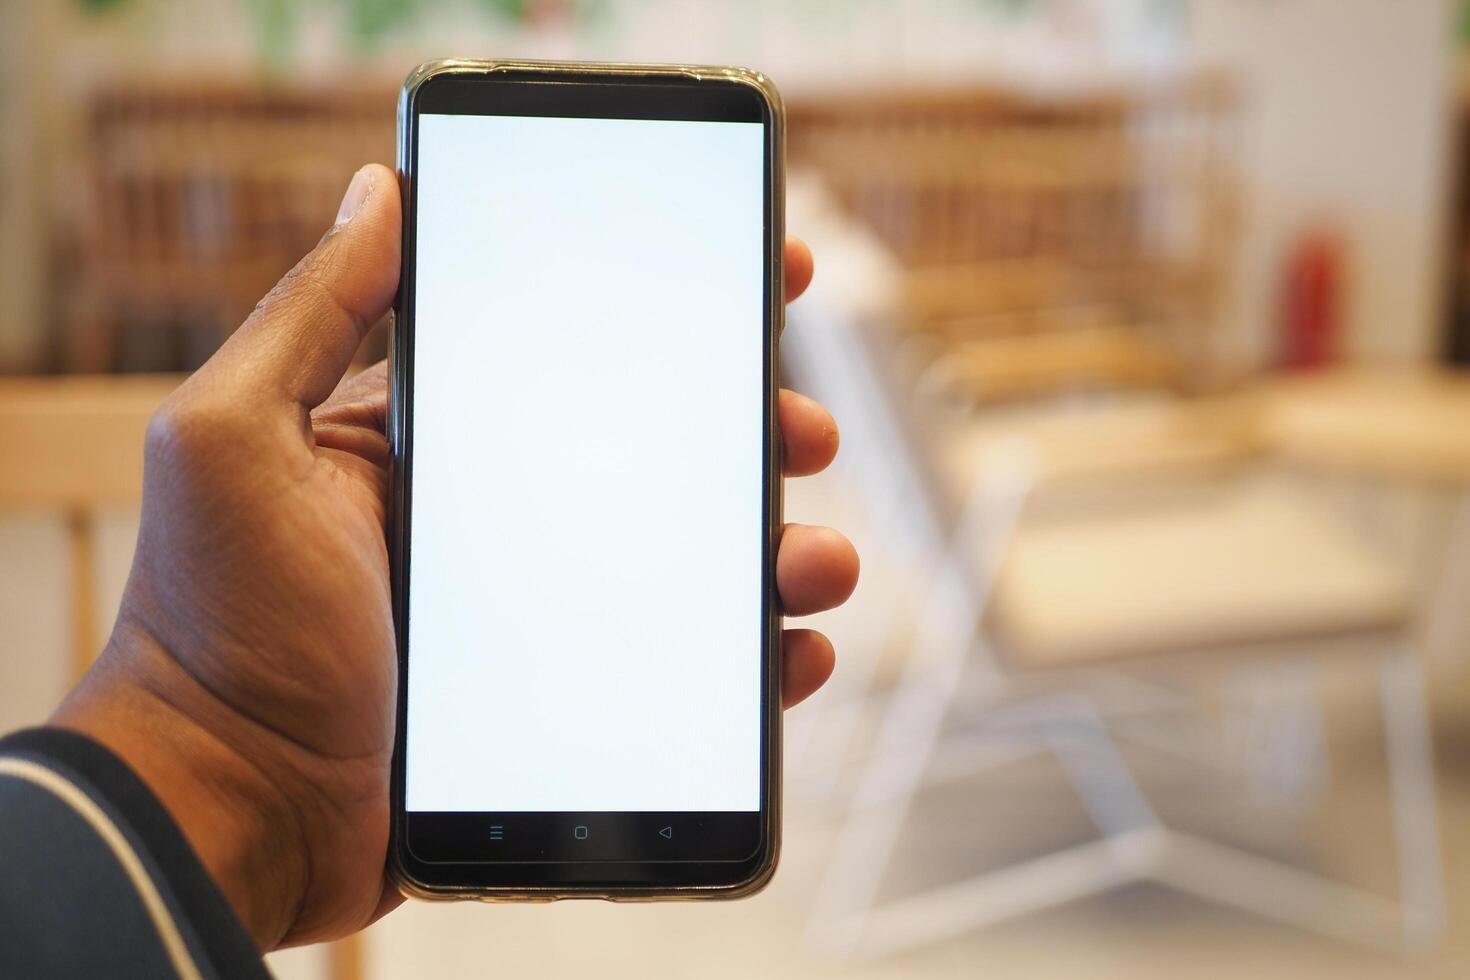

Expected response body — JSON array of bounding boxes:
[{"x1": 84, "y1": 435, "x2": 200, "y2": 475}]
[{"x1": 782, "y1": 238, "x2": 1446, "y2": 960}]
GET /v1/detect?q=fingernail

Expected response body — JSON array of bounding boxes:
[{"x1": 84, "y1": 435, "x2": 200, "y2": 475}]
[{"x1": 335, "y1": 167, "x2": 373, "y2": 226}]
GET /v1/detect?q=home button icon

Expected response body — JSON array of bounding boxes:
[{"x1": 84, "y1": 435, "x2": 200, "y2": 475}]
[{"x1": 573, "y1": 825, "x2": 589, "y2": 840}]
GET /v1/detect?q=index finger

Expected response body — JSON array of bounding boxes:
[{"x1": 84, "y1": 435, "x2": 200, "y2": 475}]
[{"x1": 786, "y1": 237, "x2": 814, "y2": 303}]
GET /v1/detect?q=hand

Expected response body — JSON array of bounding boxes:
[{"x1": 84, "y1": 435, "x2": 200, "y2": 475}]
[{"x1": 51, "y1": 164, "x2": 859, "y2": 949}]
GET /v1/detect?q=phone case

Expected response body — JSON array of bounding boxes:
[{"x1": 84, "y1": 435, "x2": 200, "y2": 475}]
[{"x1": 387, "y1": 59, "x2": 786, "y2": 904}]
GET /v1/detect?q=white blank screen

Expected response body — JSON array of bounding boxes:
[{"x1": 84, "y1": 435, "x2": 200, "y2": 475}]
[{"x1": 404, "y1": 113, "x2": 765, "y2": 812}]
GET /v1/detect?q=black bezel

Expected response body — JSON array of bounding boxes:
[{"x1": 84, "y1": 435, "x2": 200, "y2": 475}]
[{"x1": 388, "y1": 62, "x2": 783, "y2": 898}]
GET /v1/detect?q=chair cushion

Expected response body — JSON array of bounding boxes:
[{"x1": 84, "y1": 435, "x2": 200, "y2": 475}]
[{"x1": 993, "y1": 483, "x2": 1410, "y2": 666}]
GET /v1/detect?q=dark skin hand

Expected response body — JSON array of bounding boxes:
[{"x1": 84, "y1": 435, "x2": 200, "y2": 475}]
[{"x1": 50, "y1": 164, "x2": 860, "y2": 950}]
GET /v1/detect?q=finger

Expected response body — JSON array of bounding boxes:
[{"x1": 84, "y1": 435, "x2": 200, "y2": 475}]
[
  {"x1": 785, "y1": 236, "x2": 814, "y2": 304},
  {"x1": 206, "y1": 164, "x2": 401, "y2": 410},
  {"x1": 777, "y1": 524, "x2": 859, "y2": 616},
  {"x1": 364, "y1": 881, "x2": 406, "y2": 931},
  {"x1": 779, "y1": 389, "x2": 839, "y2": 476},
  {"x1": 781, "y1": 628, "x2": 835, "y2": 708},
  {"x1": 311, "y1": 360, "x2": 390, "y2": 465},
  {"x1": 312, "y1": 360, "x2": 388, "y2": 431}
]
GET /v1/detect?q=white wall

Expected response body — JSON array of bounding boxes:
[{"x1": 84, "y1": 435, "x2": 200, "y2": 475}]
[{"x1": 1189, "y1": 0, "x2": 1456, "y2": 364}]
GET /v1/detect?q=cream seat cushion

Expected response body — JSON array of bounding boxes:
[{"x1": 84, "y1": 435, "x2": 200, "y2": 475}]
[{"x1": 994, "y1": 483, "x2": 1410, "y2": 667}]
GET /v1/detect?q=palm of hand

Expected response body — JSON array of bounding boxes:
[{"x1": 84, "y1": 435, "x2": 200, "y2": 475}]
[
  {"x1": 119, "y1": 363, "x2": 402, "y2": 942},
  {"x1": 54, "y1": 164, "x2": 857, "y2": 950}
]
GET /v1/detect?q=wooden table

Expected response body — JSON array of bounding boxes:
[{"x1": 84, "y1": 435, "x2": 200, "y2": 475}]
[
  {"x1": 0, "y1": 375, "x2": 181, "y2": 676},
  {"x1": 1258, "y1": 366, "x2": 1470, "y2": 486}
]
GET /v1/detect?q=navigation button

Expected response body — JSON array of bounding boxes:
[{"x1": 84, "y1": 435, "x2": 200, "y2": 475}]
[
  {"x1": 658, "y1": 826, "x2": 673, "y2": 840},
  {"x1": 488, "y1": 824, "x2": 504, "y2": 841},
  {"x1": 573, "y1": 825, "x2": 589, "y2": 840}
]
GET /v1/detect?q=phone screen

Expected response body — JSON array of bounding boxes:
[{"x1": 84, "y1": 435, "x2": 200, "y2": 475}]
[{"x1": 397, "y1": 76, "x2": 775, "y2": 874}]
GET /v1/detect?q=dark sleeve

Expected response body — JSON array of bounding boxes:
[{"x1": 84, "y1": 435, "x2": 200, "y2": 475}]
[{"x1": 0, "y1": 727, "x2": 270, "y2": 980}]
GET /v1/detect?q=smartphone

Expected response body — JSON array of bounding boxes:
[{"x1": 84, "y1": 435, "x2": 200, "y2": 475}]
[{"x1": 387, "y1": 60, "x2": 784, "y2": 901}]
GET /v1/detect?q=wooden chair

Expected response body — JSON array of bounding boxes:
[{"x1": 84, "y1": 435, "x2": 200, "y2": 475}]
[
  {"x1": 68, "y1": 78, "x2": 396, "y2": 373},
  {"x1": 788, "y1": 77, "x2": 1238, "y2": 404}
]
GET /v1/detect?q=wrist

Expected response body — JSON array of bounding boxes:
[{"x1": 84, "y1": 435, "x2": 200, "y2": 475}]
[{"x1": 51, "y1": 624, "x2": 310, "y2": 949}]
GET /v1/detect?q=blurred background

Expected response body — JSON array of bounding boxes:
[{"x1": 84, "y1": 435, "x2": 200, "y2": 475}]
[{"x1": 3, "y1": 1, "x2": 1470, "y2": 977}]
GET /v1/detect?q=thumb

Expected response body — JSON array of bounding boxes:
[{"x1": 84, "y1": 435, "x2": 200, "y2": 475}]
[{"x1": 206, "y1": 164, "x2": 401, "y2": 410}]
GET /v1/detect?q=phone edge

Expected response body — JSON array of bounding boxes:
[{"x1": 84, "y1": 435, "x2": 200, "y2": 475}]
[{"x1": 385, "y1": 58, "x2": 786, "y2": 904}]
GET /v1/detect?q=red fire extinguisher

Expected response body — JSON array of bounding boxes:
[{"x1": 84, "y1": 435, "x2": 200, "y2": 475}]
[{"x1": 1279, "y1": 230, "x2": 1344, "y2": 370}]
